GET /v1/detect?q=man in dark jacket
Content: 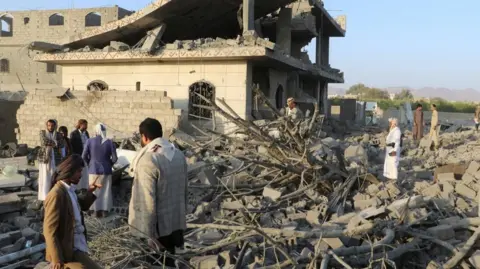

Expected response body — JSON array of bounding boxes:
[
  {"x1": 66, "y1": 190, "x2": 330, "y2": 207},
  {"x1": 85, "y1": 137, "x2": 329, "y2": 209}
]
[
  {"x1": 70, "y1": 119, "x2": 89, "y2": 190},
  {"x1": 70, "y1": 119, "x2": 89, "y2": 155}
]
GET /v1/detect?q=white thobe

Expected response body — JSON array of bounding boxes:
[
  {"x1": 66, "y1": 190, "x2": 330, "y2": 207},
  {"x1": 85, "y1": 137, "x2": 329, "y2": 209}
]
[
  {"x1": 59, "y1": 181, "x2": 89, "y2": 253},
  {"x1": 383, "y1": 126, "x2": 402, "y2": 180},
  {"x1": 38, "y1": 151, "x2": 55, "y2": 201},
  {"x1": 38, "y1": 132, "x2": 57, "y2": 201}
]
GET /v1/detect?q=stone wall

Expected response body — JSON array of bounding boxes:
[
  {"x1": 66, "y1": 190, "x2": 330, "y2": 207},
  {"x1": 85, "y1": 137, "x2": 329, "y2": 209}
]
[
  {"x1": 0, "y1": 6, "x2": 130, "y2": 90},
  {"x1": 16, "y1": 90, "x2": 181, "y2": 147}
]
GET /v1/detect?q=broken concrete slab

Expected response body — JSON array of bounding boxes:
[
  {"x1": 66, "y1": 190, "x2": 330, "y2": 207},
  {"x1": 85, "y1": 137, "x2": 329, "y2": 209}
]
[
  {"x1": 141, "y1": 23, "x2": 167, "y2": 53},
  {"x1": 262, "y1": 187, "x2": 282, "y2": 202},
  {"x1": 110, "y1": 41, "x2": 130, "y2": 51},
  {"x1": 0, "y1": 194, "x2": 22, "y2": 215},
  {"x1": 455, "y1": 183, "x2": 477, "y2": 200},
  {"x1": 427, "y1": 225, "x2": 455, "y2": 241},
  {"x1": 467, "y1": 161, "x2": 480, "y2": 175},
  {"x1": 29, "y1": 41, "x2": 64, "y2": 52}
]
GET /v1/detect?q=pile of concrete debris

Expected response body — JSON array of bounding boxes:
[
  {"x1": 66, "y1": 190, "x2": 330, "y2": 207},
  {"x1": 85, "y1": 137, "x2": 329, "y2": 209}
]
[
  {"x1": 84, "y1": 93, "x2": 480, "y2": 268},
  {"x1": 1, "y1": 90, "x2": 480, "y2": 268},
  {"x1": 0, "y1": 157, "x2": 45, "y2": 268}
]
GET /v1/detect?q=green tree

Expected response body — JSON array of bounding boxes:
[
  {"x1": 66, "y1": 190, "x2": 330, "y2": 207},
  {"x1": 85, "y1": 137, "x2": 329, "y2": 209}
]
[
  {"x1": 395, "y1": 89, "x2": 414, "y2": 100},
  {"x1": 346, "y1": 83, "x2": 367, "y2": 95},
  {"x1": 346, "y1": 84, "x2": 389, "y2": 99}
]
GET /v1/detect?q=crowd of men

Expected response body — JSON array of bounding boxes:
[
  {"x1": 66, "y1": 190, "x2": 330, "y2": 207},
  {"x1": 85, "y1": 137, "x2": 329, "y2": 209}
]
[{"x1": 39, "y1": 118, "x2": 188, "y2": 269}]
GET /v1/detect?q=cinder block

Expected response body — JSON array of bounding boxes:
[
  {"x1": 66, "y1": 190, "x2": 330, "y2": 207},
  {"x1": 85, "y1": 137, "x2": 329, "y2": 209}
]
[
  {"x1": 455, "y1": 183, "x2": 477, "y2": 200},
  {"x1": 467, "y1": 161, "x2": 480, "y2": 175},
  {"x1": 462, "y1": 173, "x2": 477, "y2": 185},
  {"x1": 437, "y1": 172, "x2": 456, "y2": 183}
]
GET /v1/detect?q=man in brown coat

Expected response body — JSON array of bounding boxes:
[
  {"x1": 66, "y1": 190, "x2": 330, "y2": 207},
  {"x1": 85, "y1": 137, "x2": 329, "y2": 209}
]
[
  {"x1": 412, "y1": 104, "x2": 424, "y2": 141},
  {"x1": 43, "y1": 154, "x2": 102, "y2": 269}
]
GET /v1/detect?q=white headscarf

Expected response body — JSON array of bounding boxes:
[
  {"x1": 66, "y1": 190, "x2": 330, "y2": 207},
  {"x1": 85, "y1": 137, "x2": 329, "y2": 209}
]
[{"x1": 95, "y1": 123, "x2": 108, "y2": 144}]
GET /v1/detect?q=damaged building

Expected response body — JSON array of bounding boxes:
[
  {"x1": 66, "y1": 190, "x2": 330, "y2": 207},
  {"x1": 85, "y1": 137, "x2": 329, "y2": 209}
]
[
  {"x1": 0, "y1": 6, "x2": 133, "y2": 91},
  {"x1": 20, "y1": 0, "x2": 346, "y2": 145}
]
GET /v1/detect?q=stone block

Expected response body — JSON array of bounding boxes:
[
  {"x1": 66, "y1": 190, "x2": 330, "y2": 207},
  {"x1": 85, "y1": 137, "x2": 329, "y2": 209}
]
[
  {"x1": 455, "y1": 183, "x2": 477, "y2": 200},
  {"x1": 468, "y1": 250, "x2": 480, "y2": 268},
  {"x1": 0, "y1": 234, "x2": 12, "y2": 248},
  {"x1": 467, "y1": 161, "x2": 480, "y2": 175},
  {"x1": 322, "y1": 238, "x2": 344, "y2": 249},
  {"x1": 462, "y1": 172, "x2": 477, "y2": 185},
  {"x1": 442, "y1": 182, "x2": 454, "y2": 194},
  {"x1": 414, "y1": 181, "x2": 431, "y2": 193},
  {"x1": 421, "y1": 184, "x2": 441, "y2": 198},
  {"x1": 427, "y1": 225, "x2": 455, "y2": 240},
  {"x1": 21, "y1": 227, "x2": 38, "y2": 241},
  {"x1": 437, "y1": 172, "x2": 456, "y2": 183},
  {"x1": 0, "y1": 193, "x2": 22, "y2": 215},
  {"x1": 366, "y1": 184, "x2": 380, "y2": 196},
  {"x1": 354, "y1": 198, "x2": 380, "y2": 211},
  {"x1": 14, "y1": 216, "x2": 33, "y2": 229},
  {"x1": 190, "y1": 255, "x2": 218, "y2": 269},
  {"x1": 353, "y1": 193, "x2": 370, "y2": 201},
  {"x1": 306, "y1": 210, "x2": 321, "y2": 225},
  {"x1": 438, "y1": 216, "x2": 462, "y2": 226}
]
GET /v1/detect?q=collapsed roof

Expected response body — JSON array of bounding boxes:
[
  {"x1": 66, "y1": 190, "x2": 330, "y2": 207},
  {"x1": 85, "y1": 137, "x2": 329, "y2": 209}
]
[{"x1": 62, "y1": 0, "x2": 300, "y2": 50}]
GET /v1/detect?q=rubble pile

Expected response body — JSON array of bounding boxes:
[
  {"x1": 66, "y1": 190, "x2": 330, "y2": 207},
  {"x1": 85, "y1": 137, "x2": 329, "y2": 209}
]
[
  {"x1": 1, "y1": 91, "x2": 480, "y2": 268},
  {"x1": 0, "y1": 163, "x2": 45, "y2": 268},
  {"x1": 86, "y1": 91, "x2": 480, "y2": 269}
]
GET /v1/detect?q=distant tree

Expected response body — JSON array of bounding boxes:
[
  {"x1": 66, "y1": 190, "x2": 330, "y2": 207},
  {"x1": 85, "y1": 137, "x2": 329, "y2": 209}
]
[
  {"x1": 395, "y1": 89, "x2": 414, "y2": 100},
  {"x1": 346, "y1": 84, "x2": 389, "y2": 99},
  {"x1": 346, "y1": 83, "x2": 367, "y2": 95}
]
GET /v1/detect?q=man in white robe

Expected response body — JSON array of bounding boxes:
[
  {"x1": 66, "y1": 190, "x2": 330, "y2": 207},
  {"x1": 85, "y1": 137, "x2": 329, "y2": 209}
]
[
  {"x1": 286, "y1": 97, "x2": 304, "y2": 122},
  {"x1": 38, "y1": 120, "x2": 64, "y2": 201},
  {"x1": 383, "y1": 118, "x2": 402, "y2": 181}
]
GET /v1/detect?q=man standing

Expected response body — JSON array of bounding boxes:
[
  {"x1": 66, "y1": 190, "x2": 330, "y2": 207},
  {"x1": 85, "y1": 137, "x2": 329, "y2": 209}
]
[
  {"x1": 44, "y1": 154, "x2": 102, "y2": 269},
  {"x1": 429, "y1": 104, "x2": 440, "y2": 150},
  {"x1": 412, "y1": 104, "x2": 424, "y2": 141},
  {"x1": 70, "y1": 119, "x2": 89, "y2": 190},
  {"x1": 383, "y1": 118, "x2": 402, "y2": 181},
  {"x1": 286, "y1": 97, "x2": 304, "y2": 121},
  {"x1": 38, "y1": 120, "x2": 64, "y2": 201},
  {"x1": 128, "y1": 118, "x2": 188, "y2": 267}
]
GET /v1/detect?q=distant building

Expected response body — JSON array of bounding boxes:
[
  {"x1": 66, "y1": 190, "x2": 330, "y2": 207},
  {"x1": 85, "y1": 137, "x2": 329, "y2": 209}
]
[{"x1": 0, "y1": 6, "x2": 133, "y2": 91}]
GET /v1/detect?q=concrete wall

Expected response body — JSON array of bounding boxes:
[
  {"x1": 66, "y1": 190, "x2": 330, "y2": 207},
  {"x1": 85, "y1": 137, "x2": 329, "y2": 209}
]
[
  {"x1": 16, "y1": 90, "x2": 180, "y2": 147},
  {"x1": 60, "y1": 60, "x2": 252, "y2": 132},
  {"x1": 0, "y1": 101, "x2": 23, "y2": 144},
  {"x1": 0, "y1": 6, "x2": 129, "y2": 91}
]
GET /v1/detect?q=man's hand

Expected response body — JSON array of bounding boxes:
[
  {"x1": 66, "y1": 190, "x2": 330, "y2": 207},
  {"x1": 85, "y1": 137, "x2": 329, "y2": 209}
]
[
  {"x1": 87, "y1": 184, "x2": 102, "y2": 193},
  {"x1": 389, "y1": 151, "x2": 396, "y2": 157},
  {"x1": 51, "y1": 263, "x2": 63, "y2": 269}
]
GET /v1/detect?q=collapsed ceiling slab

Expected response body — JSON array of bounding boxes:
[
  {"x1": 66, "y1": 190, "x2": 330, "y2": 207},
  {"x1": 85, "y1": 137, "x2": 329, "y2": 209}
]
[{"x1": 61, "y1": 0, "x2": 297, "y2": 50}]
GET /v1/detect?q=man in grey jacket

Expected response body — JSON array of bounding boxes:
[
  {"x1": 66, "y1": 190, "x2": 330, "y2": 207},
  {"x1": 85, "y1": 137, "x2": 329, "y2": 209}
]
[{"x1": 128, "y1": 118, "x2": 188, "y2": 267}]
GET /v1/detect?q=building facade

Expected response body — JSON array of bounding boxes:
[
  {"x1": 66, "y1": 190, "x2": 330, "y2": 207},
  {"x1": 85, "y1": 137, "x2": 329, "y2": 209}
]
[
  {"x1": 17, "y1": 0, "x2": 346, "y2": 144},
  {"x1": 0, "y1": 6, "x2": 132, "y2": 91}
]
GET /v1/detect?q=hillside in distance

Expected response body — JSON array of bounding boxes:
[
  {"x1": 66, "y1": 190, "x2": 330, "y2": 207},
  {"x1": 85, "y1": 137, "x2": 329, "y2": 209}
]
[{"x1": 329, "y1": 86, "x2": 480, "y2": 102}]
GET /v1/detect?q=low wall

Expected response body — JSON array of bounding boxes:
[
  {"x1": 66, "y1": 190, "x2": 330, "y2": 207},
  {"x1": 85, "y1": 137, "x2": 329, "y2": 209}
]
[{"x1": 16, "y1": 90, "x2": 182, "y2": 147}]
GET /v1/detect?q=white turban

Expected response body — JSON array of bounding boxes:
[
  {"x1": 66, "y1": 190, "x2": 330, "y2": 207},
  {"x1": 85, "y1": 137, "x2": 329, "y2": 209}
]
[
  {"x1": 390, "y1": 117, "x2": 398, "y2": 125},
  {"x1": 95, "y1": 123, "x2": 107, "y2": 144}
]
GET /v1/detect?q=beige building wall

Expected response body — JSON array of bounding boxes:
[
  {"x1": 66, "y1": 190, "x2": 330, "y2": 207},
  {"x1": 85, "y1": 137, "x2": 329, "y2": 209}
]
[
  {"x1": 0, "y1": 6, "x2": 132, "y2": 91},
  {"x1": 60, "y1": 60, "x2": 252, "y2": 132}
]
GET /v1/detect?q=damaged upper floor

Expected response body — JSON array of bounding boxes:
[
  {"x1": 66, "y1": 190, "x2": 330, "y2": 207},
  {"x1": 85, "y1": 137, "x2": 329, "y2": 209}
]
[{"x1": 30, "y1": 0, "x2": 347, "y2": 83}]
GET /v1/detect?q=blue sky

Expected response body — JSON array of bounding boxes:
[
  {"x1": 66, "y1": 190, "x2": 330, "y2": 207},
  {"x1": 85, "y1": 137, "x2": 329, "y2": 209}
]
[{"x1": 3, "y1": 0, "x2": 479, "y2": 90}]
